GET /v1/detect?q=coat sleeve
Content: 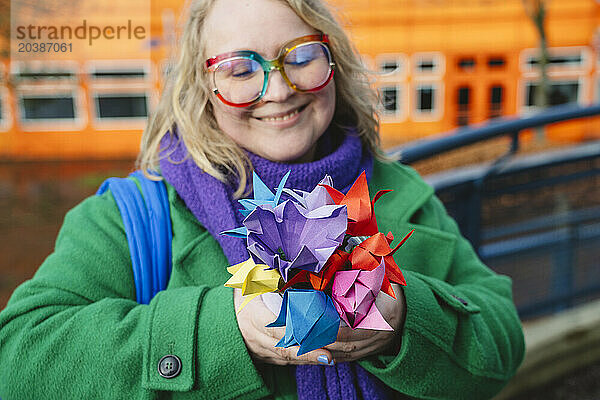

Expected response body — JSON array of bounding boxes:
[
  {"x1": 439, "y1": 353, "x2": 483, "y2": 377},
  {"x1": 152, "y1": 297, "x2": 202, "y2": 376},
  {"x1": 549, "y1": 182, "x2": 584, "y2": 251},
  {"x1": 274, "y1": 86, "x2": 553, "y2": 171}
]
[
  {"x1": 0, "y1": 190, "x2": 270, "y2": 400},
  {"x1": 358, "y1": 194, "x2": 526, "y2": 399}
]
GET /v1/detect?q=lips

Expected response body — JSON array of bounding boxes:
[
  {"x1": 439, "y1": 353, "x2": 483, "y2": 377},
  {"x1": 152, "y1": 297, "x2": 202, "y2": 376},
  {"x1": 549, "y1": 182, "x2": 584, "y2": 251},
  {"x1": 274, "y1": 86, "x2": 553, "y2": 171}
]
[{"x1": 254, "y1": 104, "x2": 308, "y2": 122}]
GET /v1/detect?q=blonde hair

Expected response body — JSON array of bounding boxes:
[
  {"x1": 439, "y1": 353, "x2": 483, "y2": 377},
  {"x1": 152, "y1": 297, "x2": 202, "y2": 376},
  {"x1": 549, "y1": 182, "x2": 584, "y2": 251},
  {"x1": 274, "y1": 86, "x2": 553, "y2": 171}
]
[{"x1": 137, "y1": 0, "x2": 385, "y2": 198}]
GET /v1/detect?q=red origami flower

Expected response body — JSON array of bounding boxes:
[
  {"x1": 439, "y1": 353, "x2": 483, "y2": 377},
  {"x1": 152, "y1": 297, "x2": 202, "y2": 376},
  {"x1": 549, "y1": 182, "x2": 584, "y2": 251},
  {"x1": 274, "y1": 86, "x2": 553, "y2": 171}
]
[
  {"x1": 321, "y1": 171, "x2": 391, "y2": 237},
  {"x1": 348, "y1": 230, "x2": 413, "y2": 298}
]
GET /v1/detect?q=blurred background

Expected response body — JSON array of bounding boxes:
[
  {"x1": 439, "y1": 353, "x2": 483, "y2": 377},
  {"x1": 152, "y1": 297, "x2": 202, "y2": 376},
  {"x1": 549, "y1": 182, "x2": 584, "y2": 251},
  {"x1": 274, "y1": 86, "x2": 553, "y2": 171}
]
[{"x1": 0, "y1": 0, "x2": 599, "y2": 398}]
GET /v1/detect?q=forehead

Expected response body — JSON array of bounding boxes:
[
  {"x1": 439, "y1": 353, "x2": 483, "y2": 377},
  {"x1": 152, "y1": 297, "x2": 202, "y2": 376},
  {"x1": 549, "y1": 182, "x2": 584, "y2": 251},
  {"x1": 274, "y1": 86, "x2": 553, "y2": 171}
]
[{"x1": 203, "y1": 0, "x2": 318, "y2": 58}]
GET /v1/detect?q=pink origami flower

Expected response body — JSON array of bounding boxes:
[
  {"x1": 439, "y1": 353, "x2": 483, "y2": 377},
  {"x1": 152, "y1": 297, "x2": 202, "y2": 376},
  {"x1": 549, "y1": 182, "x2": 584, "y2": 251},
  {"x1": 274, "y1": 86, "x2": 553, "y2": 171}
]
[{"x1": 331, "y1": 260, "x2": 393, "y2": 330}]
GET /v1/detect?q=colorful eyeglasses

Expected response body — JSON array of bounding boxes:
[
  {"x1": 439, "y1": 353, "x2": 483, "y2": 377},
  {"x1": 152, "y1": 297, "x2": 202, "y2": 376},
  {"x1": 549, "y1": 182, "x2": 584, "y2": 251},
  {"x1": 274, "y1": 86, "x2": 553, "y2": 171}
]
[{"x1": 205, "y1": 34, "x2": 335, "y2": 107}]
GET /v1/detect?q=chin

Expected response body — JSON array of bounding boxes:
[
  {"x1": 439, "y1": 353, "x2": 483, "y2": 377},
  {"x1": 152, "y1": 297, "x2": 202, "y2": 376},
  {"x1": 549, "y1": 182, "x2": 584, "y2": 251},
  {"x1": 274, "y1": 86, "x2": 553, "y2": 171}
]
[{"x1": 257, "y1": 143, "x2": 313, "y2": 164}]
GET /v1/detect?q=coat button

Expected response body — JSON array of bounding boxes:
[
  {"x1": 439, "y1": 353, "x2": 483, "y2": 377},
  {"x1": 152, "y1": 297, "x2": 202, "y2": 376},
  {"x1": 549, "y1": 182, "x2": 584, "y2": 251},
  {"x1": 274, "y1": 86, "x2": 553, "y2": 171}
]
[{"x1": 158, "y1": 355, "x2": 181, "y2": 379}]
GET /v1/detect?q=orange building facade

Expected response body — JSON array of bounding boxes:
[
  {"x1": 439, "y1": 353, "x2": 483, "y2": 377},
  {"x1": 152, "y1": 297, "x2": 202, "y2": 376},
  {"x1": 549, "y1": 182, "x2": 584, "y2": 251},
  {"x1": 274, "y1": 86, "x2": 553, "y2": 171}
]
[{"x1": 0, "y1": 0, "x2": 599, "y2": 159}]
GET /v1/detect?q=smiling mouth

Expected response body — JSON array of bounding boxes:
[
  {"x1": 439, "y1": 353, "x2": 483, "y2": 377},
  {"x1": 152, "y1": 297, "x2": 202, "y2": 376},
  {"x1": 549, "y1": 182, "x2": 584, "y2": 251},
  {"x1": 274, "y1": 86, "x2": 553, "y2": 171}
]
[{"x1": 255, "y1": 104, "x2": 308, "y2": 122}]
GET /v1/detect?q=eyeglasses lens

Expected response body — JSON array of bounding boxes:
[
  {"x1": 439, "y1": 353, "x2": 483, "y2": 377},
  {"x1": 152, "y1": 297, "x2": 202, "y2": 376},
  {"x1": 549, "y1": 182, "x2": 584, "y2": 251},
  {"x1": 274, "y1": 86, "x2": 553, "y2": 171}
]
[
  {"x1": 213, "y1": 42, "x2": 332, "y2": 105},
  {"x1": 283, "y1": 43, "x2": 331, "y2": 91},
  {"x1": 213, "y1": 58, "x2": 264, "y2": 105}
]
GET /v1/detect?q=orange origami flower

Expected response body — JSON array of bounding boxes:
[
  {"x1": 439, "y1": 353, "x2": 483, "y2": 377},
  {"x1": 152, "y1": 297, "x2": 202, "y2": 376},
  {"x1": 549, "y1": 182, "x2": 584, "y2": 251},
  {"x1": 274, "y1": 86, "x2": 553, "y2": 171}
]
[
  {"x1": 321, "y1": 171, "x2": 391, "y2": 237},
  {"x1": 348, "y1": 229, "x2": 414, "y2": 298}
]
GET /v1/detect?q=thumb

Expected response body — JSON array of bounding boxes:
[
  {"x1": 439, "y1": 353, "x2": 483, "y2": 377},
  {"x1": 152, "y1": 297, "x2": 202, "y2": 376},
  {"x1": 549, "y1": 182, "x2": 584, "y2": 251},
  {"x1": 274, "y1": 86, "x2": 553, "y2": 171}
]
[{"x1": 306, "y1": 348, "x2": 335, "y2": 366}]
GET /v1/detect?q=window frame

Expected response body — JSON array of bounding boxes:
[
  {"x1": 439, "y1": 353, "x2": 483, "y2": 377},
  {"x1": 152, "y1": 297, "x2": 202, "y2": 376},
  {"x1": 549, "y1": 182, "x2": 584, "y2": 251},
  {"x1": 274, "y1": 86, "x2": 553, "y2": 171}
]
[
  {"x1": 377, "y1": 83, "x2": 407, "y2": 122},
  {"x1": 411, "y1": 52, "x2": 445, "y2": 76},
  {"x1": 520, "y1": 46, "x2": 591, "y2": 74},
  {"x1": 412, "y1": 80, "x2": 443, "y2": 122},
  {"x1": 86, "y1": 60, "x2": 155, "y2": 129},
  {"x1": 519, "y1": 77, "x2": 586, "y2": 112},
  {"x1": 11, "y1": 60, "x2": 85, "y2": 131},
  {"x1": 85, "y1": 59, "x2": 152, "y2": 83},
  {"x1": 17, "y1": 85, "x2": 86, "y2": 131},
  {"x1": 375, "y1": 53, "x2": 408, "y2": 80},
  {"x1": 89, "y1": 85, "x2": 155, "y2": 129}
]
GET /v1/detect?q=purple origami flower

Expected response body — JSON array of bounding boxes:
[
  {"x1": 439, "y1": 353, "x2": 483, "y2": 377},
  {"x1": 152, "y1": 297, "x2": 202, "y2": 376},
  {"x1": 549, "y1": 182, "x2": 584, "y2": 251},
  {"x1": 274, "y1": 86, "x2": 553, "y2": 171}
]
[
  {"x1": 244, "y1": 199, "x2": 347, "y2": 281},
  {"x1": 331, "y1": 260, "x2": 393, "y2": 330},
  {"x1": 282, "y1": 175, "x2": 335, "y2": 212}
]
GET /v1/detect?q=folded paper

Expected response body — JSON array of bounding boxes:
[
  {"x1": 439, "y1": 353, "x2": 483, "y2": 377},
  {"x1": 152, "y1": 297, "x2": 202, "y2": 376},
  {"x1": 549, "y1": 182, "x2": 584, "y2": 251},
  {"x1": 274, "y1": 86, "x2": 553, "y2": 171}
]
[
  {"x1": 332, "y1": 260, "x2": 392, "y2": 330},
  {"x1": 225, "y1": 257, "x2": 281, "y2": 312},
  {"x1": 221, "y1": 170, "x2": 414, "y2": 355},
  {"x1": 267, "y1": 289, "x2": 340, "y2": 356},
  {"x1": 221, "y1": 171, "x2": 290, "y2": 238},
  {"x1": 281, "y1": 249, "x2": 349, "y2": 292},
  {"x1": 321, "y1": 171, "x2": 391, "y2": 237},
  {"x1": 348, "y1": 230, "x2": 413, "y2": 298},
  {"x1": 239, "y1": 170, "x2": 290, "y2": 217},
  {"x1": 245, "y1": 200, "x2": 347, "y2": 281},
  {"x1": 283, "y1": 175, "x2": 335, "y2": 211}
]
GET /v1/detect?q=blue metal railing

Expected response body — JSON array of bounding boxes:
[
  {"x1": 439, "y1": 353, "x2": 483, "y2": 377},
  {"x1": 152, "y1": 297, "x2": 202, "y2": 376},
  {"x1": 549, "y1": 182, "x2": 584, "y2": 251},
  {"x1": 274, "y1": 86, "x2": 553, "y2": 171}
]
[
  {"x1": 391, "y1": 103, "x2": 600, "y2": 318},
  {"x1": 391, "y1": 103, "x2": 600, "y2": 164}
]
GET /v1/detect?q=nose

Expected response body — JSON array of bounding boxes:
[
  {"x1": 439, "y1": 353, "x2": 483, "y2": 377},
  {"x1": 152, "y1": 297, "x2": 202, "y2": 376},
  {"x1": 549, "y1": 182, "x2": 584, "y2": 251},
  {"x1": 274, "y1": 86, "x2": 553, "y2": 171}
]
[{"x1": 261, "y1": 69, "x2": 294, "y2": 103}]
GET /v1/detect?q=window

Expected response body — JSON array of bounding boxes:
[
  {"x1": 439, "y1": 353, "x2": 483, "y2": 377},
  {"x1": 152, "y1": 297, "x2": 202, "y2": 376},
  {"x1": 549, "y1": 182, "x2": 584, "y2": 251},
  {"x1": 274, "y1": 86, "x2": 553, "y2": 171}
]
[
  {"x1": 380, "y1": 61, "x2": 399, "y2": 74},
  {"x1": 11, "y1": 61, "x2": 77, "y2": 83},
  {"x1": 413, "y1": 53, "x2": 443, "y2": 75},
  {"x1": 457, "y1": 86, "x2": 470, "y2": 106},
  {"x1": 412, "y1": 54, "x2": 443, "y2": 120},
  {"x1": 95, "y1": 94, "x2": 148, "y2": 119},
  {"x1": 12, "y1": 61, "x2": 83, "y2": 129},
  {"x1": 21, "y1": 95, "x2": 76, "y2": 120},
  {"x1": 456, "y1": 86, "x2": 471, "y2": 126},
  {"x1": 377, "y1": 85, "x2": 405, "y2": 121},
  {"x1": 89, "y1": 65, "x2": 149, "y2": 80},
  {"x1": 91, "y1": 69, "x2": 147, "y2": 79},
  {"x1": 412, "y1": 82, "x2": 443, "y2": 121},
  {"x1": 375, "y1": 54, "x2": 406, "y2": 78},
  {"x1": 522, "y1": 48, "x2": 589, "y2": 72},
  {"x1": 416, "y1": 60, "x2": 435, "y2": 72},
  {"x1": 527, "y1": 54, "x2": 583, "y2": 68},
  {"x1": 525, "y1": 81, "x2": 580, "y2": 107},
  {"x1": 489, "y1": 85, "x2": 504, "y2": 118},
  {"x1": 379, "y1": 86, "x2": 401, "y2": 114},
  {"x1": 488, "y1": 57, "x2": 506, "y2": 68},
  {"x1": 87, "y1": 60, "x2": 153, "y2": 128},
  {"x1": 458, "y1": 57, "x2": 476, "y2": 70},
  {"x1": 16, "y1": 71, "x2": 75, "y2": 80},
  {"x1": 416, "y1": 84, "x2": 435, "y2": 112}
]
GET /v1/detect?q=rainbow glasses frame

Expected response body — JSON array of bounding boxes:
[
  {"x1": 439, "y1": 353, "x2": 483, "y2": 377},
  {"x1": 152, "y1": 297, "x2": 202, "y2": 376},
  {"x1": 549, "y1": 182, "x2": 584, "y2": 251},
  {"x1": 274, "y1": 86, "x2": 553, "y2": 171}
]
[{"x1": 204, "y1": 34, "x2": 335, "y2": 107}]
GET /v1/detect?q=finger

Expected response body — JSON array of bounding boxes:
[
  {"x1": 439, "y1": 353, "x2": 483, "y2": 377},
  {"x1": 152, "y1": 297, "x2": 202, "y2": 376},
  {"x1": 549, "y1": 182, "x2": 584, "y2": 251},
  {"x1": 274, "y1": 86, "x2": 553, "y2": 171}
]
[
  {"x1": 335, "y1": 326, "x2": 379, "y2": 342},
  {"x1": 270, "y1": 345, "x2": 335, "y2": 366},
  {"x1": 329, "y1": 339, "x2": 395, "y2": 362},
  {"x1": 326, "y1": 331, "x2": 397, "y2": 354}
]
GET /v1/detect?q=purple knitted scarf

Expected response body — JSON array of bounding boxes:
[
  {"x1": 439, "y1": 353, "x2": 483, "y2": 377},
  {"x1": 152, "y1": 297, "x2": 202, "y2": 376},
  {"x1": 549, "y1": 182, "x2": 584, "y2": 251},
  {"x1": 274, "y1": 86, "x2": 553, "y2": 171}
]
[{"x1": 160, "y1": 129, "x2": 390, "y2": 400}]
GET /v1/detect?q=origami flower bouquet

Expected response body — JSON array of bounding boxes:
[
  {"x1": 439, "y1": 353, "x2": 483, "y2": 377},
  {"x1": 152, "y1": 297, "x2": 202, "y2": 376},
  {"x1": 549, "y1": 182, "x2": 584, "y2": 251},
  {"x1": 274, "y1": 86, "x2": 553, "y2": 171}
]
[{"x1": 223, "y1": 171, "x2": 413, "y2": 356}]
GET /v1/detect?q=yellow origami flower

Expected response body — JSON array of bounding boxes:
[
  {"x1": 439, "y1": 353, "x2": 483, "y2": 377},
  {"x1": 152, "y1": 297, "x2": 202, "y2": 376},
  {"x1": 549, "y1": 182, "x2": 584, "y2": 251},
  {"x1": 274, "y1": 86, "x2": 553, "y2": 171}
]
[{"x1": 225, "y1": 257, "x2": 282, "y2": 312}]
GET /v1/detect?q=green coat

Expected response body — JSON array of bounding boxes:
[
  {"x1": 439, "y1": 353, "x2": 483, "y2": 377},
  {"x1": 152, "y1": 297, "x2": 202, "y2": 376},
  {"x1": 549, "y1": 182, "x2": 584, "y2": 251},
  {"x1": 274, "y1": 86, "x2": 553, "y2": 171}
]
[{"x1": 0, "y1": 160, "x2": 525, "y2": 399}]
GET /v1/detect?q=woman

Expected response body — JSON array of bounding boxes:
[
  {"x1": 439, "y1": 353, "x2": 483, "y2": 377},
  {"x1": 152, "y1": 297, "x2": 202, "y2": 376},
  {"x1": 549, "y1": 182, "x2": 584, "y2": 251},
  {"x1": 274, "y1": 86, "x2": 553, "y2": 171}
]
[{"x1": 0, "y1": 0, "x2": 525, "y2": 398}]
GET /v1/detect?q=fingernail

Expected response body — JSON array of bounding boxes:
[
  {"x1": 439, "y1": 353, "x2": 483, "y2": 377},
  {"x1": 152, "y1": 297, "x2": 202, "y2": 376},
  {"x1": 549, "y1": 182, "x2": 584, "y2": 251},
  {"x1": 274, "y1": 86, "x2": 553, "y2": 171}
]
[{"x1": 318, "y1": 355, "x2": 334, "y2": 365}]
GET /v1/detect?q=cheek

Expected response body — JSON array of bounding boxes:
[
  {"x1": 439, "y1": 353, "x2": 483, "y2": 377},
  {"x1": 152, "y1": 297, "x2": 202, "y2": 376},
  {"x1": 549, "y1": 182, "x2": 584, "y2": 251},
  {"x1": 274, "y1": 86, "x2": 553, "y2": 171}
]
[
  {"x1": 212, "y1": 101, "x2": 249, "y2": 136},
  {"x1": 318, "y1": 82, "x2": 336, "y2": 125}
]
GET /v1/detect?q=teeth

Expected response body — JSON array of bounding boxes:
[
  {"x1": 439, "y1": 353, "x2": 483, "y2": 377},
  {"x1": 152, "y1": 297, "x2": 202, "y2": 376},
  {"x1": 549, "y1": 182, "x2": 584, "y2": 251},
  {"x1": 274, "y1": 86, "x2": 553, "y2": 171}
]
[{"x1": 262, "y1": 108, "x2": 300, "y2": 122}]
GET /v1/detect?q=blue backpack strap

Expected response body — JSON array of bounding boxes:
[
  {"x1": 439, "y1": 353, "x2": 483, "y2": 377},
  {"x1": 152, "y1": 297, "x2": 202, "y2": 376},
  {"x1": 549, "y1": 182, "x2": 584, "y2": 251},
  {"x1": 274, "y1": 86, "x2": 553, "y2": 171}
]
[{"x1": 96, "y1": 171, "x2": 173, "y2": 304}]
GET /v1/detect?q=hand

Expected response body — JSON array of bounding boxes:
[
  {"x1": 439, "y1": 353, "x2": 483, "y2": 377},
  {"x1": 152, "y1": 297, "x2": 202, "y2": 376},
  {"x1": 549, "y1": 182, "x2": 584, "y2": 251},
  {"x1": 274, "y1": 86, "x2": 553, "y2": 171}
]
[
  {"x1": 233, "y1": 288, "x2": 334, "y2": 365},
  {"x1": 326, "y1": 283, "x2": 406, "y2": 363}
]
